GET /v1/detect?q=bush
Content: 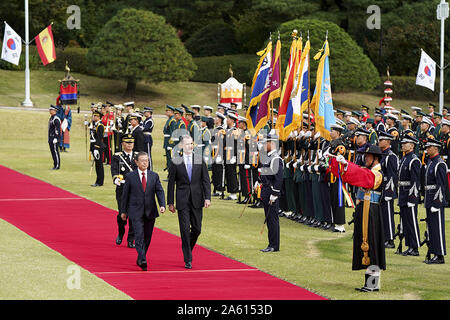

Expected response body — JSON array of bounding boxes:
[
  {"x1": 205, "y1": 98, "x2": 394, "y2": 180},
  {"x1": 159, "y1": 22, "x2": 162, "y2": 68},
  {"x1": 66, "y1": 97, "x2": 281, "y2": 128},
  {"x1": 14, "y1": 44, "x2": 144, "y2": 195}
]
[
  {"x1": 191, "y1": 54, "x2": 257, "y2": 84},
  {"x1": 377, "y1": 76, "x2": 447, "y2": 101},
  {"x1": 49, "y1": 47, "x2": 91, "y2": 75},
  {"x1": 185, "y1": 22, "x2": 241, "y2": 57},
  {"x1": 277, "y1": 19, "x2": 380, "y2": 92}
]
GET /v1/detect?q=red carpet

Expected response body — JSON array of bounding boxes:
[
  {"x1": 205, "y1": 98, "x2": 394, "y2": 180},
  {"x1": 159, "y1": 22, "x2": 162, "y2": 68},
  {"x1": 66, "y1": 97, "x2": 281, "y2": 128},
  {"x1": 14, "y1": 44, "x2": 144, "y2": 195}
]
[{"x1": 0, "y1": 165, "x2": 325, "y2": 300}]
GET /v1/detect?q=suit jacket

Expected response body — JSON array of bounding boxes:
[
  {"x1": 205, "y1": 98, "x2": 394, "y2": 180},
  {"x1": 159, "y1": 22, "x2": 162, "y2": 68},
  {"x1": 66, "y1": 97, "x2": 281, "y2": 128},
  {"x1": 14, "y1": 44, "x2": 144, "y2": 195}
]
[
  {"x1": 167, "y1": 153, "x2": 211, "y2": 210},
  {"x1": 121, "y1": 170, "x2": 165, "y2": 219}
]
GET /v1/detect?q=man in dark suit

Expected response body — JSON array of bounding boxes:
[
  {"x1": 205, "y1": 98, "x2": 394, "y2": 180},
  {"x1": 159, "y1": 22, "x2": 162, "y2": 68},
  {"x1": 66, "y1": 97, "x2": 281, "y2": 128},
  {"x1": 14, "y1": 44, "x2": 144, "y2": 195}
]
[
  {"x1": 121, "y1": 152, "x2": 166, "y2": 271},
  {"x1": 167, "y1": 135, "x2": 211, "y2": 269}
]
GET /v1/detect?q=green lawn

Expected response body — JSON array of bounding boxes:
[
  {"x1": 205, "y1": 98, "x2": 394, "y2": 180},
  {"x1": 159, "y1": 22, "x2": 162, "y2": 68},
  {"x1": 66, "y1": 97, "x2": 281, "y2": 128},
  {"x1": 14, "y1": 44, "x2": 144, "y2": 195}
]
[{"x1": 0, "y1": 108, "x2": 448, "y2": 300}]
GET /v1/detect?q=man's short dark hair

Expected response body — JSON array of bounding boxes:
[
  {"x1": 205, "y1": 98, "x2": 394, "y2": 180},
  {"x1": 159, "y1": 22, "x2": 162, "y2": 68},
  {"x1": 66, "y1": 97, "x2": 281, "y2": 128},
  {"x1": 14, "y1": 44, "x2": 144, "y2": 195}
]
[{"x1": 136, "y1": 151, "x2": 149, "y2": 161}]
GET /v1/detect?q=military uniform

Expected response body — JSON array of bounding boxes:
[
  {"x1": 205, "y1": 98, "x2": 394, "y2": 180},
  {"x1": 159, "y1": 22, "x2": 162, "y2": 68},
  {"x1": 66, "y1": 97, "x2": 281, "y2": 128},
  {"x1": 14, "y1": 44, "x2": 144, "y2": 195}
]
[
  {"x1": 111, "y1": 139, "x2": 138, "y2": 247},
  {"x1": 423, "y1": 138, "x2": 448, "y2": 264},
  {"x1": 163, "y1": 106, "x2": 177, "y2": 170},
  {"x1": 211, "y1": 116, "x2": 226, "y2": 196},
  {"x1": 90, "y1": 112, "x2": 106, "y2": 186},
  {"x1": 398, "y1": 136, "x2": 422, "y2": 255},
  {"x1": 48, "y1": 105, "x2": 61, "y2": 170},
  {"x1": 224, "y1": 115, "x2": 239, "y2": 199},
  {"x1": 142, "y1": 109, "x2": 154, "y2": 170}
]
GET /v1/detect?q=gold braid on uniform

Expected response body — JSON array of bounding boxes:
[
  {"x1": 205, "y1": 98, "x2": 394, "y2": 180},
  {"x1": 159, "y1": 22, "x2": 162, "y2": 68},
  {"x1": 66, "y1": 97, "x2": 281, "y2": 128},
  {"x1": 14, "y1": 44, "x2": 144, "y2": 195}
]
[{"x1": 361, "y1": 165, "x2": 383, "y2": 266}]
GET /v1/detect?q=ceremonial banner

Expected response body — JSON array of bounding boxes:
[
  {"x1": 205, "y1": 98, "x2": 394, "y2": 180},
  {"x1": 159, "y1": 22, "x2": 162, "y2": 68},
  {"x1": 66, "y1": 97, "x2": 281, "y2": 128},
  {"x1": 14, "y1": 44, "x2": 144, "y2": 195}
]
[
  {"x1": 246, "y1": 41, "x2": 272, "y2": 132},
  {"x1": 416, "y1": 49, "x2": 436, "y2": 91},
  {"x1": 59, "y1": 82, "x2": 78, "y2": 105},
  {"x1": 1, "y1": 22, "x2": 22, "y2": 65},
  {"x1": 310, "y1": 40, "x2": 335, "y2": 141},
  {"x1": 282, "y1": 39, "x2": 310, "y2": 140},
  {"x1": 35, "y1": 24, "x2": 56, "y2": 65},
  {"x1": 220, "y1": 77, "x2": 244, "y2": 109},
  {"x1": 276, "y1": 36, "x2": 300, "y2": 137}
]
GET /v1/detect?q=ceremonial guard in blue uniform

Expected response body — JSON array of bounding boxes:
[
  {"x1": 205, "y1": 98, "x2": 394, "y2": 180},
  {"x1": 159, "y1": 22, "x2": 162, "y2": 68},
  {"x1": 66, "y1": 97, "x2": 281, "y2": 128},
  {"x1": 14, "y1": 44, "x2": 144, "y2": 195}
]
[
  {"x1": 423, "y1": 138, "x2": 448, "y2": 264},
  {"x1": 142, "y1": 107, "x2": 154, "y2": 171},
  {"x1": 398, "y1": 135, "x2": 422, "y2": 256},
  {"x1": 258, "y1": 132, "x2": 283, "y2": 252},
  {"x1": 378, "y1": 131, "x2": 399, "y2": 248}
]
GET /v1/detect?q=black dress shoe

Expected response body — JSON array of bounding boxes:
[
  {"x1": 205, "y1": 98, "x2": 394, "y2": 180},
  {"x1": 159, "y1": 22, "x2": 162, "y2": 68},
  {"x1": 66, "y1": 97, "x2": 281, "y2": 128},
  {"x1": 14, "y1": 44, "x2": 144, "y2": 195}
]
[
  {"x1": 260, "y1": 247, "x2": 279, "y2": 252},
  {"x1": 401, "y1": 247, "x2": 414, "y2": 256},
  {"x1": 355, "y1": 286, "x2": 379, "y2": 292},
  {"x1": 116, "y1": 235, "x2": 123, "y2": 245},
  {"x1": 426, "y1": 255, "x2": 445, "y2": 264},
  {"x1": 137, "y1": 259, "x2": 147, "y2": 271},
  {"x1": 91, "y1": 183, "x2": 102, "y2": 187},
  {"x1": 384, "y1": 240, "x2": 395, "y2": 249},
  {"x1": 127, "y1": 241, "x2": 135, "y2": 248},
  {"x1": 185, "y1": 262, "x2": 192, "y2": 269}
]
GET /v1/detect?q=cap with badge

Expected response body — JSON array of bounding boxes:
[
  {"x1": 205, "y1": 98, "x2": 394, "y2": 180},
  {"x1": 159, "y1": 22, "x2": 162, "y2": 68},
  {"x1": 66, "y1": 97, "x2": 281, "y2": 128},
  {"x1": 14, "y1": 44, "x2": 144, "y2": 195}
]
[
  {"x1": 166, "y1": 104, "x2": 175, "y2": 111},
  {"x1": 421, "y1": 116, "x2": 433, "y2": 126},
  {"x1": 115, "y1": 104, "x2": 124, "y2": 110},
  {"x1": 238, "y1": 116, "x2": 247, "y2": 123},
  {"x1": 360, "y1": 105, "x2": 369, "y2": 112},
  {"x1": 227, "y1": 112, "x2": 238, "y2": 120},
  {"x1": 410, "y1": 106, "x2": 422, "y2": 112},
  {"x1": 433, "y1": 112, "x2": 443, "y2": 118},
  {"x1": 49, "y1": 104, "x2": 59, "y2": 111},
  {"x1": 385, "y1": 113, "x2": 398, "y2": 121},
  {"x1": 378, "y1": 131, "x2": 394, "y2": 141},
  {"x1": 185, "y1": 108, "x2": 195, "y2": 115},
  {"x1": 124, "y1": 101, "x2": 135, "y2": 107},
  {"x1": 92, "y1": 110, "x2": 102, "y2": 117},
  {"x1": 400, "y1": 134, "x2": 419, "y2": 145},
  {"x1": 203, "y1": 105, "x2": 213, "y2": 111},
  {"x1": 354, "y1": 127, "x2": 370, "y2": 136},
  {"x1": 215, "y1": 112, "x2": 225, "y2": 120},
  {"x1": 174, "y1": 107, "x2": 184, "y2": 114},
  {"x1": 330, "y1": 123, "x2": 345, "y2": 132},
  {"x1": 122, "y1": 134, "x2": 135, "y2": 143},
  {"x1": 442, "y1": 118, "x2": 450, "y2": 126},
  {"x1": 191, "y1": 105, "x2": 201, "y2": 111},
  {"x1": 143, "y1": 107, "x2": 153, "y2": 113},
  {"x1": 348, "y1": 117, "x2": 361, "y2": 126},
  {"x1": 424, "y1": 137, "x2": 442, "y2": 148},
  {"x1": 336, "y1": 109, "x2": 345, "y2": 116}
]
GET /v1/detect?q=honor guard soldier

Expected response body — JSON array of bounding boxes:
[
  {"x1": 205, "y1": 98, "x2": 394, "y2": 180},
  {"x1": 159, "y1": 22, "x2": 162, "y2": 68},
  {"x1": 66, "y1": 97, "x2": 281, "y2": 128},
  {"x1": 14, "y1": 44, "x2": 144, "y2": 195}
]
[
  {"x1": 224, "y1": 112, "x2": 239, "y2": 200},
  {"x1": 329, "y1": 145, "x2": 386, "y2": 292},
  {"x1": 199, "y1": 116, "x2": 212, "y2": 164},
  {"x1": 163, "y1": 105, "x2": 177, "y2": 171},
  {"x1": 433, "y1": 112, "x2": 443, "y2": 140},
  {"x1": 48, "y1": 105, "x2": 61, "y2": 170},
  {"x1": 211, "y1": 112, "x2": 226, "y2": 197},
  {"x1": 185, "y1": 108, "x2": 200, "y2": 141},
  {"x1": 365, "y1": 118, "x2": 378, "y2": 145},
  {"x1": 327, "y1": 124, "x2": 347, "y2": 232},
  {"x1": 113, "y1": 104, "x2": 125, "y2": 153},
  {"x1": 101, "y1": 103, "x2": 115, "y2": 165},
  {"x1": 123, "y1": 101, "x2": 135, "y2": 130},
  {"x1": 258, "y1": 132, "x2": 283, "y2": 252},
  {"x1": 423, "y1": 138, "x2": 448, "y2": 264},
  {"x1": 439, "y1": 118, "x2": 450, "y2": 171},
  {"x1": 236, "y1": 116, "x2": 252, "y2": 204},
  {"x1": 142, "y1": 107, "x2": 154, "y2": 170},
  {"x1": 378, "y1": 131, "x2": 399, "y2": 248},
  {"x1": 398, "y1": 134, "x2": 422, "y2": 256},
  {"x1": 111, "y1": 134, "x2": 138, "y2": 248},
  {"x1": 203, "y1": 106, "x2": 215, "y2": 129},
  {"x1": 374, "y1": 110, "x2": 386, "y2": 134},
  {"x1": 90, "y1": 110, "x2": 106, "y2": 186},
  {"x1": 191, "y1": 105, "x2": 201, "y2": 122}
]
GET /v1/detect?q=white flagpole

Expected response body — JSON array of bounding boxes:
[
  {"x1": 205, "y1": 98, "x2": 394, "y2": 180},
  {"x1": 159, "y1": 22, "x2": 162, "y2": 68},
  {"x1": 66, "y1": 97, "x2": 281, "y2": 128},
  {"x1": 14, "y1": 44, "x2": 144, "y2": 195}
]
[
  {"x1": 22, "y1": 0, "x2": 33, "y2": 107},
  {"x1": 437, "y1": 0, "x2": 449, "y2": 114}
]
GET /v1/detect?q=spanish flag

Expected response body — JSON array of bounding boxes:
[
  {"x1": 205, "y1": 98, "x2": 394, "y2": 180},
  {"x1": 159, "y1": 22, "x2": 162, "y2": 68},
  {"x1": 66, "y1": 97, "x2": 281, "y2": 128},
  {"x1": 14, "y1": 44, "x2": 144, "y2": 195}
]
[{"x1": 35, "y1": 25, "x2": 56, "y2": 65}]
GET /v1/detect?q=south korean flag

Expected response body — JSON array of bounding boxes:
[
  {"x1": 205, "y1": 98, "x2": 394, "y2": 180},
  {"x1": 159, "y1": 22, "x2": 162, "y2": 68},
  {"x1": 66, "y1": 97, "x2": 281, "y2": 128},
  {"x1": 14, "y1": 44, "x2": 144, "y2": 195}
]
[{"x1": 1, "y1": 22, "x2": 22, "y2": 66}]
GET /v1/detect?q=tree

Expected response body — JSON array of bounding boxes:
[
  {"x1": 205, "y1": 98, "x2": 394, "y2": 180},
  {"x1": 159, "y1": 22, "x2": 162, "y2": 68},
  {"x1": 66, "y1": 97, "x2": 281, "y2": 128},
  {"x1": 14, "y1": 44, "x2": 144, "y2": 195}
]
[
  {"x1": 277, "y1": 19, "x2": 380, "y2": 92},
  {"x1": 86, "y1": 8, "x2": 196, "y2": 97}
]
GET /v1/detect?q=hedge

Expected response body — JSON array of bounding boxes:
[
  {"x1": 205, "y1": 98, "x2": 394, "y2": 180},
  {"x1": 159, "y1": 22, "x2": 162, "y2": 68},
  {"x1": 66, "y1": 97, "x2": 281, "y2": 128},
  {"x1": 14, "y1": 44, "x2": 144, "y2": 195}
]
[{"x1": 191, "y1": 54, "x2": 257, "y2": 84}]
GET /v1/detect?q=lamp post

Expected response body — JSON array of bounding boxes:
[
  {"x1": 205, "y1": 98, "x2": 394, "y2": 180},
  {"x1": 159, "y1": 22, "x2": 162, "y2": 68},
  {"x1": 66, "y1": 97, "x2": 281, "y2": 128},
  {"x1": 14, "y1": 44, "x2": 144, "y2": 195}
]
[
  {"x1": 22, "y1": 0, "x2": 33, "y2": 107},
  {"x1": 437, "y1": 0, "x2": 449, "y2": 114}
]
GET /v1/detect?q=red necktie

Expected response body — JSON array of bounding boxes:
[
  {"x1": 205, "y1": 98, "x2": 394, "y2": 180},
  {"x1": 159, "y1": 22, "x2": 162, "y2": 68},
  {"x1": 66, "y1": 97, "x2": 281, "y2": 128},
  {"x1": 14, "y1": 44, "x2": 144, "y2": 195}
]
[{"x1": 142, "y1": 172, "x2": 146, "y2": 192}]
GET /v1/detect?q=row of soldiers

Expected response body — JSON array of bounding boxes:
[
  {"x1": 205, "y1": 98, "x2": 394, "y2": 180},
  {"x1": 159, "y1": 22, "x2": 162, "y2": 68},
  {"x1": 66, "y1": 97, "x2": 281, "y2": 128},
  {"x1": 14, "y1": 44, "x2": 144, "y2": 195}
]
[
  {"x1": 87, "y1": 101, "x2": 154, "y2": 187},
  {"x1": 162, "y1": 101, "x2": 448, "y2": 264}
]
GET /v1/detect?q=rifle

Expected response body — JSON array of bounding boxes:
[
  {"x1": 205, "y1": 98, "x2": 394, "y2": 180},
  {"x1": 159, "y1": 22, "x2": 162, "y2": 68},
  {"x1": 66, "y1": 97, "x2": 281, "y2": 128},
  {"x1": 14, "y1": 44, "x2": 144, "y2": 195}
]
[{"x1": 420, "y1": 218, "x2": 432, "y2": 262}]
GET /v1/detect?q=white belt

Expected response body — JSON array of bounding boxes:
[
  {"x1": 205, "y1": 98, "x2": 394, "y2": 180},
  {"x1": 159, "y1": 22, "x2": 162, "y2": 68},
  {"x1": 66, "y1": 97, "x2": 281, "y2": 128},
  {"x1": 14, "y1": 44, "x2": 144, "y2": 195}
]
[
  {"x1": 425, "y1": 185, "x2": 437, "y2": 190},
  {"x1": 398, "y1": 181, "x2": 411, "y2": 187}
]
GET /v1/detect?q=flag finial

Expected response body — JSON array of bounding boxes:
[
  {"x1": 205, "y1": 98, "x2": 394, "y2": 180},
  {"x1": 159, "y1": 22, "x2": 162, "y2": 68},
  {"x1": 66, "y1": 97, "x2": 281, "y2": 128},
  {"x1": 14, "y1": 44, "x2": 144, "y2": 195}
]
[{"x1": 291, "y1": 29, "x2": 298, "y2": 39}]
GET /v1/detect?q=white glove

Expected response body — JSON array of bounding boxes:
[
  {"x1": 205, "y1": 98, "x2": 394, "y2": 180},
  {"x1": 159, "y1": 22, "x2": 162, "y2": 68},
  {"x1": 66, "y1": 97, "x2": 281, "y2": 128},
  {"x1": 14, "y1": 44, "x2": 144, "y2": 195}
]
[
  {"x1": 297, "y1": 131, "x2": 305, "y2": 139},
  {"x1": 314, "y1": 131, "x2": 321, "y2": 140},
  {"x1": 384, "y1": 197, "x2": 392, "y2": 201},
  {"x1": 286, "y1": 161, "x2": 291, "y2": 169},
  {"x1": 304, "y1": 131, "x2": 312, "y2": 138},
  {"x1": 93, "y1": 149, "x2": 100, "y2": 160},
  {"x1": 335, "y1": 155, "x2": 348, "y2": 166},
  {"x1": 52, "y1": 138, "x2": 58, "y2": 144},
  {"x1": 300, "y1": 165, "x2": 304, "y2": 172},
  {"x1": 314, "y1": 165, "x2": 319, "y2": 172},
  {"x1": 431, "y1": 207, "x2": 440, "y2": 213},
  {"x1": 407, "y1": 202, "x2": 415, "y2": 208},
  {"x1": 166, "y1": 146, "x2": 172, "y2": 151},
  {"x1": 114, "y1": 178, "x2": 121, "y2": 186},
  {"x1": 323, "y1": 148, "x2": 331, "y2": 159},
  {"x1": 317, "y1": 149, "x2": 323, "y2": 159},
  {"x1": 253, "y1": 181, "x2": 260, "y2": 190},
  {"x1": 83, "y1": 121, "x2": 89, "y2": 126},
  {"x1": 216, "y1": 155, "x2": 222, "y2": 164},
  {"x1": 229, "y1": 156, "x2": 236, "y2": 164},
  {"x1": 244, "y1": 164, "x2": 251, "y2": 169},
  {"x1": 293, "y1": 161, "x2": 298, "y2": 168},
  {"x1": 307, "y1": 165, "x2": 312, "y2": 173},
  {"x1": 269, "y1": 194, "x2": 278, "y2": 204}
]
